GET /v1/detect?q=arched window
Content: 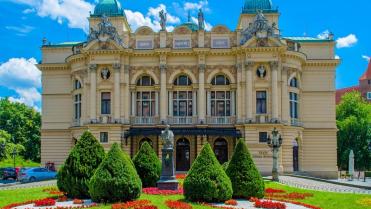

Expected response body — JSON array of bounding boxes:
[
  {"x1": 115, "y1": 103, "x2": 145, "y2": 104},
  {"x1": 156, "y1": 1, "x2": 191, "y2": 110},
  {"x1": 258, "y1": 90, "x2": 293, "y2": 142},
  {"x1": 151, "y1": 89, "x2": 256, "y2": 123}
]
[
  {"x1": 290, "y1": 77, "x2": 299, "y2": 88},
  {"x1": 214, "y1": 138, "x2": 228, "y2": 164},
  {"x1": 211, "y1": 75, "x2": 230, "y2": 85},
  {"x1": 174, "y1": 75, "x2": 192, "y2": 86},
  {"x1": 139, "y1": 138, "x2": 153, "y2": 148},
  {"x1": 74, "y1": 80, "x2": 82, "y2": 90},
  {"x1": 137, "y1": 76, "x2": 155, "y2": 86}
]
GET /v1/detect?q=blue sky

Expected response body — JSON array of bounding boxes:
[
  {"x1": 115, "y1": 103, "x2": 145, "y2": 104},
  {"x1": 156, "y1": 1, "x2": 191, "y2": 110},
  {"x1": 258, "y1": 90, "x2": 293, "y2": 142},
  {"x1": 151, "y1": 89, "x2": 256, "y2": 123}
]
[{"x1": 0, "y1": 0, "x2": 370, "y2": 111}]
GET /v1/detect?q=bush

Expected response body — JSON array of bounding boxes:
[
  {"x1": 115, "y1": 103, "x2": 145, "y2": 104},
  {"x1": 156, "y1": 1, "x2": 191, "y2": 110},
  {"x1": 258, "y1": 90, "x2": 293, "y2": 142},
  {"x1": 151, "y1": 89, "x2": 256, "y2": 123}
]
[
  {"x1": 225, "y1": 138, "x2": 265, "y2": 198},
  {"x1": 89, "y1": 143, "x2": 142, "y2": 203},
  {"x1": 132, "y1": 142, "x2": 161, "y2": 188},
  {"x1": 57, "y1": 131, "x2": 105, "y2": 198},
  {"x1": 183, "y1": 143, "x2": 232, "y2": 202},
  {"x1": 222, "y1": 161, "x2": 229, "y2": 171}
]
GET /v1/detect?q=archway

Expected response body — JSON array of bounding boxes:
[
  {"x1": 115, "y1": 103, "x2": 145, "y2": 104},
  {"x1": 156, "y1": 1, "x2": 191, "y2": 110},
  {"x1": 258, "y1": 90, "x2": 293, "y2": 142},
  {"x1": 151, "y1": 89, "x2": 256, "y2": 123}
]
[
  {"x1": 214, "y1": 138, "x2": 228, "y2": 164},
  {"x1": 176, "y1": 138, "x2": 190, "y2": 171}
]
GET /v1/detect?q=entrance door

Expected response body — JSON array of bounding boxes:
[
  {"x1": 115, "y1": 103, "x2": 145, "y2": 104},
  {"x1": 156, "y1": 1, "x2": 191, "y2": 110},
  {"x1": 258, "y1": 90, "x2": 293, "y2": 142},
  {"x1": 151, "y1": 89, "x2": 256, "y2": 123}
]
[
  {"x1": 214, "y1": 138, "x2": 228, "y2": 164},
  {"x1": 176, "y1": 138, "x2": 190, "y2": 171},
  {"x1": 293, "y1": 145, "x2": 299, "y2": 172}
]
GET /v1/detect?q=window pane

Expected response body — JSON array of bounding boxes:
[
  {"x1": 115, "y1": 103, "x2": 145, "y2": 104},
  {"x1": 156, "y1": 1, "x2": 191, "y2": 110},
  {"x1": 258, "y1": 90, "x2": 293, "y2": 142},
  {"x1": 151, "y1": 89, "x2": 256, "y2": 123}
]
[{"x1": 259, "y1": 132, "x2": 268, "y2": 143}]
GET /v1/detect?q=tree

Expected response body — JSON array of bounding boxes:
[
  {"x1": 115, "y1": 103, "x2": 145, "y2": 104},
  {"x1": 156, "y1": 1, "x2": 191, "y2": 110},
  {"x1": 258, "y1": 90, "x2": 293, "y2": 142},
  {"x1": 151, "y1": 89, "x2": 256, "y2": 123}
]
[
  {"x1": 0, "y1": 130, "x2": 25, "y2": 160},
  {"x1": 0, "y1": 98, "x2": 41, "y2": 162},
  {"x1": 183, "y1": 143, "x2": 232, "y2": 202},
  {"x1": 57, "y1": 131, "x2": 105, "y2": 198},
  {"x1": 89, "y1": 143, "x2": 142, "y2": 203},
  {"x1": 225, "y1": 138, "x2": 265, "y2": 198},
  {"x1": 337, "y1": 92, "x2": 371, "y2": 174},
  {"x1": 132, "y1": 141, "x2": 161, "y2": 188}
]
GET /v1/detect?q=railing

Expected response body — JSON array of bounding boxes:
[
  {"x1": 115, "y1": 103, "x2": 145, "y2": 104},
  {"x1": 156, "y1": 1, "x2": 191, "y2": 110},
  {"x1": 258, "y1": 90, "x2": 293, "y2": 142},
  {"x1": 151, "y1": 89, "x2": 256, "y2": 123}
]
[
  {"x1": 206, "y1": 116, "x2": 235, "y2": 125},
  {"x1": 72, "y1": 119, "x2": 82, "y2": 127},
  {"x1": 168, "y1": 116, "x2": 195, "y2": 125},
  {"x1": 255, "y1": 114, "x2": 270, "y2": 124},
  {"x1": 291, "y1": 118, "x2": 304, "y2": 127},
  {"x1": 131, "y1": 116, "x2": 158, "y2": 125}
]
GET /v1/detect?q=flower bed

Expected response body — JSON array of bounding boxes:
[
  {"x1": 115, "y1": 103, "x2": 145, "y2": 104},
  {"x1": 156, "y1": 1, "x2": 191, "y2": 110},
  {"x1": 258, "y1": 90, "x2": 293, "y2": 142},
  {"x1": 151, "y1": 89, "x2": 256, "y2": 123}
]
[
  {"x1": 165, "y1": 200, "x2": 192, "y2": 209},
  {"x1": 2, "y1": 198, "x2": 97, "y2": 209},
  {"x1": 251, "y1": 198, "x2": 286, "y2": 209},
  {"x1": 112, "y1": 200, "x2": 157, "y2": 209},
  {"x1": 73, "y1": 199, "x2": 84, "y2": 204},
  {"x1": 224, "y1": 199, "x2": 238, "y2": 206},
  {"x1": 142, "y1": 187, "x2": 183, "y2": 195},
  {"x1": 42, "y1": 188, "x2": 65, "y2": 196},
  {"x1": 34, "y1": 198, "x2": 56, "y2": 207},
  {"x1": 265, "y1": 188, "x2": 286, "y2": 194},
  {"x1": 57, "y1": 196, "x2": 68, "y2": 202}
]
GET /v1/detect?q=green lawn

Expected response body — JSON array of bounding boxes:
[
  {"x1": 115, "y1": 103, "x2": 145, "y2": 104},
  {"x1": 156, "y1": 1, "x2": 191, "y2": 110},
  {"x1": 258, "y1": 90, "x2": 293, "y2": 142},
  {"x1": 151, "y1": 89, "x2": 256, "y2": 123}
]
[
  {"x1": 0, "y1": 157, "x2": 40, "y2": 168},
  {"x1": 0, "y1": 182, "x2": 369, "y2": 209}
]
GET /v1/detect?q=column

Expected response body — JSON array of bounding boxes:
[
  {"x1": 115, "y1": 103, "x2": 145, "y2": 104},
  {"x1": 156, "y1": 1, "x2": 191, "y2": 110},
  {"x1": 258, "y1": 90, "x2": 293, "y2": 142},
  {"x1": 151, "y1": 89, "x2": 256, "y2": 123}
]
[
  {"x1": 160, "y1": 64, "x2": 167, "y2": 123},
  {"x1": 271, "y1": 61, "x2": 279, "y2": 121},
  {"x1": 124, "y1": 65, "x2": 130, "y2": 123},
  {"x1": 168, "y1": 91, "x2": 173, "y2": 117},
  {"x1": 198, "y1": 64, "x2": 206, "y2": 123},
  {"x1": 207, "y1": 91, "x2": 211, "y2": 117},
  {"x1": 113, "y1": 63, "x2": 121, "y2": 122},
  {"x1": 131, "y1": 92, "x2": 136, "y2": 116},
  {"x1": 245, "y1": 61, "x2": 254, "y2": 122},
  {"x1": 281, "y1": 67, "x2": 290, "y2": 124},
  {"x1": 155, "y1": 92, "x2": 159, "y2": 117},
  {"x1": 89, "y1": 64, "x2": 97, "y2": 122},
  {"x1": 193, "y1": 91, "x2": 197, "y2": 116},
  {"x1": 236, "y1": 64, "x2": 242, "y2": 122},
  {"x1": 231, "y1": 91, "x2": 235, "y2": 116}
]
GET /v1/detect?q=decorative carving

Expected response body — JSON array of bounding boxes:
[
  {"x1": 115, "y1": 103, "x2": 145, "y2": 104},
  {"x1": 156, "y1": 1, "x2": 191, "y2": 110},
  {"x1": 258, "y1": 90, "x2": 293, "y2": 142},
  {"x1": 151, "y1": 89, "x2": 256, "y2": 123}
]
[
  {"x1": 240, "y1": 10, "x2": 280, "y2": 45},
  {"x1": 89, "y1": 64, "x2": 97, "y2": 71},
  {"x1": 101, "y1": 68, "x2": 111, "y2": 80},
  {"x1": 160, "y1": 64, "x2": 167, "y2": 72},
  {"x1": 270, "y1": 61, "x2": 279, "y2": 69},
  {"x1": 112, "y1": 63, "x2": 121, "y2": 70},
  {"x1": 256, "y1": 65, "x2": 267, "y2": 78},
  {"x1": 159, "y1": 10, "x2": 167, "y2": 31},
  {"x1": 245, "y1": 61, "x2": 255, "y2": 69},
  {"x1": 211, "y1": 25, "x2": 230, "y2": 34},
  {"x1": 198, "y1": 9, "x2": 205, "y2": 30},
  {"x1": 199, "y1": 64, "x2": 206, "y2": 72},
  {"x1": 87, "y1": 15, "x2": 124, "y2": 47}
]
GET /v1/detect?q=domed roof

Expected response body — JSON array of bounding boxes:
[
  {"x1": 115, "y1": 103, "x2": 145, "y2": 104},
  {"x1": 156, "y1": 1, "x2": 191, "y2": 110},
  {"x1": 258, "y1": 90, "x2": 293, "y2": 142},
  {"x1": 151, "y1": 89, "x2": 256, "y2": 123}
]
[
  {"x1": 179, "y1": 22, "x2": 199, "y2": 32},
  {"x1": 242, "y1": 0, "x2": 277, "y2": 14},
  {"x1": 93, "y1": 0, "x2": 124, "y2": 17}
]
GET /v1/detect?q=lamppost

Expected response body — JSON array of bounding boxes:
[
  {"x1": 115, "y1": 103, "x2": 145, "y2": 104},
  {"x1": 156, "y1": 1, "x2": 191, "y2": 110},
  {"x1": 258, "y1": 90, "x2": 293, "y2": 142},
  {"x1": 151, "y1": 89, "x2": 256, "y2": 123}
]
[
  {"x1": 11, "y1": 148, "x2": 17, "y2": 170},
  {"x1": 267, "y1": 127, "x2": 283, "y2": 181}
]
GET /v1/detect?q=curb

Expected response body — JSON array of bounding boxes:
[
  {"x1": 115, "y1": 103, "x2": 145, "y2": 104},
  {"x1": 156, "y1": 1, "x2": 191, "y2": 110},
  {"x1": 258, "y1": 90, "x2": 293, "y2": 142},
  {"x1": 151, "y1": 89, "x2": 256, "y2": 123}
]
[
  {"x1": 285, "y1": 174, "x2": 371, "y2": 190},
  {"x1": 0, "y1": 182, "x2": 20, "y2": 188}
]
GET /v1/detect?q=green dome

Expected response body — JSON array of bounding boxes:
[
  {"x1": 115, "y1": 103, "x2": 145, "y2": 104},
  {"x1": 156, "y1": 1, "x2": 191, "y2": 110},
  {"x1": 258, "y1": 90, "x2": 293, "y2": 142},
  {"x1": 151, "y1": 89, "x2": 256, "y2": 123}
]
[
  {"x1": 242, "y1": 0, "x2": 277, "y2": 14},
  {"x1": 93, "y1": 0, "x2": 124, "y2": 17},
  {"x1": 180, "y1": 22, "x2": 199, "y2": 32}
]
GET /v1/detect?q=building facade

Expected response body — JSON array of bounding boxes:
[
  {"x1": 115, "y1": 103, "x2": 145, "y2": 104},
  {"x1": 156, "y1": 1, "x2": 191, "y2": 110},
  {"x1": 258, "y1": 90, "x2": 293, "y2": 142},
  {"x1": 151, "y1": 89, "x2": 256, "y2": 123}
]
[
  {"x1": 336, "y1": 59, "x2": 371, "y2": 104},
  {"x1": 38, "y1": 0, "x2": 340, "y2": 178}
]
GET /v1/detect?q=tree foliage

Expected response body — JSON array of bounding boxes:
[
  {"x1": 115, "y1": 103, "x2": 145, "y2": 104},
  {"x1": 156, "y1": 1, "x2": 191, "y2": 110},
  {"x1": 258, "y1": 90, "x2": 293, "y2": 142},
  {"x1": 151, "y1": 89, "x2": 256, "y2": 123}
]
[
  {"x1": 89, "y1": 143, "x2": 142, "y2": 203},
  {"x1": 225, "y1": 139, "x2": 265, "y2": 198},
  {"x1": 132, "y1": 141, "x2": 161, "y2": 188},
  {"x1": 336, "y1": 91, "x2": 371, "y2": 171},
  {"x1": 184, "y1": 143, "x2": 232, "y2": 202},
  {"x1": 0, "y1": 98, "x2": 41, "y2": 162},
  {"x1": 0, "y1": 130, "x2": 25, "y2": 161},
  {"x1": 57, "y1": 131, "x2": 105, "y2": 198}
]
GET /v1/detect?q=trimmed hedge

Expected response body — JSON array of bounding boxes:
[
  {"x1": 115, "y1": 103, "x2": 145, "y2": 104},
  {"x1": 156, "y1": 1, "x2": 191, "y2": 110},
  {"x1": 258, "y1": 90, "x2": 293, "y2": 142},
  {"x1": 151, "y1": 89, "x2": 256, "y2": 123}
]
[
  {"x1": 184, "y1": 143, "x2": 232, "y2": 202},
  {"x1": 226, "y1": 138, "x2": 265, "y2": 198},
  {"x1": 57, "y1": 131, "x2": 105, "y2": 198},
  {"x1": 89, "y1": 143, "x2": 142, "y2": 203},
  {"x1": 132, "y1": 141, "x2": 161, "y2": 188}
]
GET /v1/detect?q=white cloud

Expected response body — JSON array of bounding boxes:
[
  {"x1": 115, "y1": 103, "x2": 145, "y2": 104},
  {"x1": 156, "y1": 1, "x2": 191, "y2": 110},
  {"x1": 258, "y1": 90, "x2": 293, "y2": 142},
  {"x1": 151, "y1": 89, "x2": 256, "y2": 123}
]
[
  {"x1": 362, "y1": 55, "x2": 370, "y2": 62},
  {"x1": 184, "y1": 0, "x2": 210, "y2": 12},
  {"x1": 317, "y1": 30, "x2": 330, "y2": 39},
  {"x1": 12, "y1": 0, "x2": 94, "y2": 33},
  {"x1": 5, "y1": 25, "x2": 34, "y2": 36},
  {"x1": 22, "y1": 8, "x2": 35, "y2": 14},
  {"x1": 0, "y1": 58, "x2": 41, "y2": 110},
  {"x1": 336, "y1": 34, "x2": 358, "y2": 48},
  {"x1": 335, "y1": 55, "x2": 340, "y2": 60},
  {"x1": 191, "y1": 17, "x2": 212, "y2": 31}
]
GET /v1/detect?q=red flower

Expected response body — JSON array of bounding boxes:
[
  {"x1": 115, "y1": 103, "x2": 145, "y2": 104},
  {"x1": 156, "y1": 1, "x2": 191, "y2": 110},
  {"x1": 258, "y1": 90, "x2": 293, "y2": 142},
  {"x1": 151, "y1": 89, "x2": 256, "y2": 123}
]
[
  {"x1": 112, "y1": 200, "x2": 157, "y2": 209},
  {"x1": 34, "y1": 198, "x2": 56, "y2": 207},
  {"x1": 165, "y1": 200, "x2": 192, "y2": 209},
  {"x1": 73, "y1": 199, "x2": 84, "y2": 204},
  {"x1": 265, "y1": 188, "x2": 286, "y2": 194},
  {"x1": 224, "y1": 199, "x2": 238, "y2": 206},
  {"x1": 142, "y1": 187, "x2": 183, "y2": 195},
  {"x1": 175, "y1": 174, "x2": 187, "y2": 179}
]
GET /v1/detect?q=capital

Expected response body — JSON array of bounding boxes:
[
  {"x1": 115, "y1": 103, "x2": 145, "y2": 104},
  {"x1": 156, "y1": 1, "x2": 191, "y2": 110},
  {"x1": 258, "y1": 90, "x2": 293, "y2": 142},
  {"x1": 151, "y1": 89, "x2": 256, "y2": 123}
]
[
  {"x1": 89, "y1": 64, "x2": 97, "y2": 71},
  {"x1": 199, "y1": 64, "x2": 206, "y2": 72},
  {"x1": 270, "y1": 61, "x2": 279, "y2": 69},
  {"x1": 112, "y1": 63, "x2": 121, "y2": 70},
  {"x1": 245, "y1": 61, "x2": 254, "y2": 69},
  {"x1": 160, "y1": 64, "x2": 167, "y2": 72}
]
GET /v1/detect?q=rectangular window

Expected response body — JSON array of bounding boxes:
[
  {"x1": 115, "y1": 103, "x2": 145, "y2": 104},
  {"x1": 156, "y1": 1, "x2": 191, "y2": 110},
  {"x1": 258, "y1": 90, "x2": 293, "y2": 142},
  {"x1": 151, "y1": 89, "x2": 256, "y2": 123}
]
[
  {"x1": 136, "y1": 40, "x2": 153, "y2": 49},
  {"x1": 210, "y1": 91, "x2": 231, "y2": 117},
  {"x1": 74, "y1": 94, "x2": 81, "y2": 119},
  {"x1": 136, "y1": 91, "x2": 155, "y2": 117},
  {"x1": 290, "y1": 92, "x2": 299, "y2": 119},
  {"x1": 259, "y1": 132, "x2": 268, "y2": 143},
  {"x1": 367, "y1": 92, "x2": 371, "y2": 100},
  {"x1": 101, "y1": 92, "x2": 111, "y2": 115},
  {"x1": 256, "y1": 91, "x2": 267, "y2": 114},
  {"x1": 100, "y1": 132, "x2": 108, "y2": 143},
  {"x1": 173, "y1": 91, "x2": 193, "y2": 116}
]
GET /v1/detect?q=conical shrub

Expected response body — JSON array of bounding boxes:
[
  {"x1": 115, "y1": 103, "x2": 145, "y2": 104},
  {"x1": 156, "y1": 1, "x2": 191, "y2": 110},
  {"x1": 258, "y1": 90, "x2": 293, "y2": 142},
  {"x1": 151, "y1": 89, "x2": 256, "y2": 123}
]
[
  {"x1": 89, "y1": 143, "x2": 142, "y2": 203},
  {"x1": 225, "y1": 138, "x2": 265, "y2": 198},
  {"x1": 184, "y1": 143, "x2": 232, "y2": 202},
  {"x1": 57, "y1": 131, "x2": 105, "y2": 198},
  {"x1": 132, "y1": 141, "x2": 161, "y2": 187}
]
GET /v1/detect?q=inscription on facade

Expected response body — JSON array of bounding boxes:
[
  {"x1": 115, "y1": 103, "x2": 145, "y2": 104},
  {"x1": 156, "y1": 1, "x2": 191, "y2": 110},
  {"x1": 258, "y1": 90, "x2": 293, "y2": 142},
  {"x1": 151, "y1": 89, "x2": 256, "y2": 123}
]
[
  {"x1": 136, "y1": 40, "x2": 154, "y2": 49},
  {"x1": 174, "y1": 39, "x2": 191, "y2": 49},
  {"x1": 212, "y1": 38, "x2": 230, "y2": 49}
]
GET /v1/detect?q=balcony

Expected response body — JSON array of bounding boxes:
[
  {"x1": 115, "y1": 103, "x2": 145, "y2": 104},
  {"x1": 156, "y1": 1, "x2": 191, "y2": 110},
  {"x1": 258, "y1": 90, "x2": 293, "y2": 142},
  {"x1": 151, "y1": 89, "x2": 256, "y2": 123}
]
[
  {"x1": 206, "y1": 116, "x2": 236, "y2": 125},
  {"x1": 255, "y1": 114, "x2": 270, "y2": 124},
  {"x1": 168, "y1": 116, "x2": 195, "y2": 125},
  {"x1": 71, "y1": 119, "x2": 82, "y2": 127},
  {"x1": 131, "y1": 116, "x2": 158, "y2": 125},
  {"x1": 291, "y1": 118, "x2": 304, "y2": 127}
]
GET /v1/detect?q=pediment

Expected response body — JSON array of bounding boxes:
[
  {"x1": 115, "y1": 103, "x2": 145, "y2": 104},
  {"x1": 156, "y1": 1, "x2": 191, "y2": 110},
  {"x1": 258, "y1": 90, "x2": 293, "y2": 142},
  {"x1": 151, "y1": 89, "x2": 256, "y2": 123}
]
[{"x1": 135, "y1": 26, "x2": 154, "y2": 36}]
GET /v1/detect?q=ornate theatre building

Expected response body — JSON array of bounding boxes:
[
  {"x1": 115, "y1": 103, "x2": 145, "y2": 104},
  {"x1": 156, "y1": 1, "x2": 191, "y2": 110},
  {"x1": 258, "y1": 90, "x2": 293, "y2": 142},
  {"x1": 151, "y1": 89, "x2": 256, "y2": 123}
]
[{"x1": 38, "y1": 0, "x2": 339, "y2": 178}]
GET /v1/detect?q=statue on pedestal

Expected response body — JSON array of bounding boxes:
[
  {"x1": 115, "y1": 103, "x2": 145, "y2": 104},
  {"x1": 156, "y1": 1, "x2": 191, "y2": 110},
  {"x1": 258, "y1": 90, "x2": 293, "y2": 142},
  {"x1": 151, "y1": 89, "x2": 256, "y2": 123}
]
[
  {"x1": 268, "y1": 127, "x2": 283, "y2": 181},
  {"x1": 157, "y1": 125, "x2": 179, "y2": 190}
]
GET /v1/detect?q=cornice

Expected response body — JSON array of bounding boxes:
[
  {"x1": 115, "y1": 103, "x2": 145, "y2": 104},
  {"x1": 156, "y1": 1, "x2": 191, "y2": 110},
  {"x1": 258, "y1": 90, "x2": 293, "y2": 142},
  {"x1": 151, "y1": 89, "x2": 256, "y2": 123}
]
[
  {"x1": 304, "y1": 59, "x2": 340, "y2": 67},
  {"x1": 37, "y1": 63, "x2": 69, "y2": 71}
]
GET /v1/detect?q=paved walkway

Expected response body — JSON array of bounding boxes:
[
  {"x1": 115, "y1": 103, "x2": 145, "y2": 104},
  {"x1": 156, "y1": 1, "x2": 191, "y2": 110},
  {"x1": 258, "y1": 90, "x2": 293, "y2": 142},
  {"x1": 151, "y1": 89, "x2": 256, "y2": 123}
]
[
  {"x1": 278, "y1": 176, "x2": 371, "y2": 194},
  {"x1": 0, "y1": 180, "x2": 56, "y2": 190}
]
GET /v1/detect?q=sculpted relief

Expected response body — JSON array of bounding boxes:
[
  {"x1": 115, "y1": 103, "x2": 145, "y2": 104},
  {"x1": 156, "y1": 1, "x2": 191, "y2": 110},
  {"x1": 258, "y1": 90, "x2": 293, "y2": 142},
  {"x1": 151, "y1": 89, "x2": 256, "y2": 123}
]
[{"x1": 87, "y1": 15, "x2": 124, "y2": 48}]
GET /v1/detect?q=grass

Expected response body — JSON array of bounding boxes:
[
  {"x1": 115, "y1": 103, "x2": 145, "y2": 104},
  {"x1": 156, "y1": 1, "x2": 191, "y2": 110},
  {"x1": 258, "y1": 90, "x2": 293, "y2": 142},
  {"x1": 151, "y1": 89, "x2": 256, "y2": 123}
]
[
  {"x1": 0, "y1": 182, "x2": 369, "y2": 209},
  {"x1": 0, "y1": 156, "x2": 40, "y2": 168}
]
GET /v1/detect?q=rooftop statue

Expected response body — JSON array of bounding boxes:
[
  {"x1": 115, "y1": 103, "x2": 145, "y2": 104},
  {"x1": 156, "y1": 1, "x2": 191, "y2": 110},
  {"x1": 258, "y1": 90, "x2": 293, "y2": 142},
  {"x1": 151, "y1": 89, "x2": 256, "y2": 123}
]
[
  {"x1": 198, "y1": 9, "x2": 205, "y2": 30},
  {"x1": 159, "y1": 9, "x2": 167, "y2": 31}
]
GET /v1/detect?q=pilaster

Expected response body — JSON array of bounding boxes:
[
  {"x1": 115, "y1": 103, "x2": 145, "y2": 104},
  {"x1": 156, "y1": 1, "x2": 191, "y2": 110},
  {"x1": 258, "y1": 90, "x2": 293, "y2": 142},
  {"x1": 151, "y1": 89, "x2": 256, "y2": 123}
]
[
  {"x1": 89, "y1": 64, "x2": 97, "y2": 122},
  {"x1": 270, "y1": 61, "x2": 279, "y2": 122},
  {"x1": 245, "y1": 61, "x2": 254, "y2": 122},
  {"x1": 113, "y1": 63, "x2": 121, "y2": 122}
]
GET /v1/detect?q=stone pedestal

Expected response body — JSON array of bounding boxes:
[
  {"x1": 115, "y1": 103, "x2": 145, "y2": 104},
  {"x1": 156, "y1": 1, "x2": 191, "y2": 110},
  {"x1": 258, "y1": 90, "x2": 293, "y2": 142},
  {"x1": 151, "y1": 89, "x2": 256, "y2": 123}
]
[{"x1": 157, "y1": 148, "x2": 179, "y2": 190}]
